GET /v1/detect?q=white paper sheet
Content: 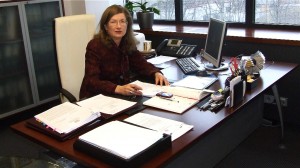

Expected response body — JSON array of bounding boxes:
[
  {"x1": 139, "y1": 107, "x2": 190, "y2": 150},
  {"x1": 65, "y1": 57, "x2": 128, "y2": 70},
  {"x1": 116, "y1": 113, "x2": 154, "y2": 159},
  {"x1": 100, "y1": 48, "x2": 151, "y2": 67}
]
[
  {"x1": 125, "y1": 113, "x2": 193, "y2": 141},
  {"x1": 77, "y1": 94, "x2": 136, "y2": 115},
  {"x1": 35, "y1": 102, "x2": 98, "y2": 134},
  {"x1": 78, "y1": 121, "x2": 163, "y2": 160},
  {"x1": 172, "y1": 75, "x2": 218, "y2": 90},
  {"x1": 147, "y1": 55, "x2": 176, "y2": 65}
]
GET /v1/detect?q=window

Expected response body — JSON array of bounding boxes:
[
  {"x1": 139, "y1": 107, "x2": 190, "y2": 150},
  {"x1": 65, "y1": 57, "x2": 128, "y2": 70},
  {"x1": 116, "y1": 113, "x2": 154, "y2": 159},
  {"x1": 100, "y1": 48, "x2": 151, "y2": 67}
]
[
  {"x1": 130, "y1": 0, "x2": 175, "y2": 20},
  {"x1": 155, "y1": 0, "x2": 175, "y2": 20},
  {"x1": 255, "y1": 0, "x2": 300, "y2": 25},
  {"x1": 182, "y1": 0, "x2": 245, "y2": 22},
  {"x1": 128, "y1": 0, "x2": 300, "y2": 27}
]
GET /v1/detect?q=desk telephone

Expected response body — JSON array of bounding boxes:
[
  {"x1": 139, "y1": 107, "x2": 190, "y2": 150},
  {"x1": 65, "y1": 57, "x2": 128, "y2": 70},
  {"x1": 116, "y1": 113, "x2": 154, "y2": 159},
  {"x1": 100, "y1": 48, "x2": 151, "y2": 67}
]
[{"x1": 156, "y1": 39, "x2": 198, "y2": 58}]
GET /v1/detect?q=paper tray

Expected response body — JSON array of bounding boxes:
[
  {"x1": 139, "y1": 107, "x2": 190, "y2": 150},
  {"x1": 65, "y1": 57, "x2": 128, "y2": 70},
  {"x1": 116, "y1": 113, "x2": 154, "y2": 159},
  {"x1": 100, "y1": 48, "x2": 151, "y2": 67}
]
[{"x1": 73, "y1": 134, "x2": 171, "y2": 168}]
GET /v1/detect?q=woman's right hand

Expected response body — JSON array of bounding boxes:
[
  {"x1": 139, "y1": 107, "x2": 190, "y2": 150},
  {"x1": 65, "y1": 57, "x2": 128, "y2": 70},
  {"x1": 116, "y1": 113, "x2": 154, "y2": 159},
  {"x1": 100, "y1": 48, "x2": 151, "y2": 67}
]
[{"x1": 115, "y1": 84, "x2": 143, "y2": 96}]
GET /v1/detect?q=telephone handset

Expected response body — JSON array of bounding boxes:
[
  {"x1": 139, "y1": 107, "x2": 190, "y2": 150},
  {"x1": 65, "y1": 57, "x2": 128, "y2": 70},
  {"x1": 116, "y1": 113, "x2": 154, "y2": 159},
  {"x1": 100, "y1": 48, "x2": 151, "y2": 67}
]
[{"x1": 156, "y1": 39, "x2": 198, "y2": 57}]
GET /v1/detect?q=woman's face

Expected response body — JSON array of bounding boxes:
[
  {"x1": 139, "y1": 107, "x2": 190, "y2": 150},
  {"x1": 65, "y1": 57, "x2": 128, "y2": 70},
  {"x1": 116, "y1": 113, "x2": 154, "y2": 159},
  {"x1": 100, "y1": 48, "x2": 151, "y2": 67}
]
[{"x1": 105, "y1": 13, "x2": 128, "y2": 44}]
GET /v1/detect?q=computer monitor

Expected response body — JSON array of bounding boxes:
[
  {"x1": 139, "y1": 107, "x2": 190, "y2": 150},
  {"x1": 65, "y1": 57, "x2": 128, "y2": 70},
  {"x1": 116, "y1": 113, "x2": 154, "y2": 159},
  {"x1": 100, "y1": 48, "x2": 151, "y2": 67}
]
[{"x1": 202, "y1": 18, "x2": 228, "y2": 71}]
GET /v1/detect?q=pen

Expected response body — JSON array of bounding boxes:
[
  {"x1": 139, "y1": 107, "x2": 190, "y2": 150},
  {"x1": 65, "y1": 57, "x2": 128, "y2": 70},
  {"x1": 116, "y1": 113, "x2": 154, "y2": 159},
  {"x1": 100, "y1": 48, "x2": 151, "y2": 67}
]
[{"x1": 129, "y1": 91, "x2": 137, "y2": 99}]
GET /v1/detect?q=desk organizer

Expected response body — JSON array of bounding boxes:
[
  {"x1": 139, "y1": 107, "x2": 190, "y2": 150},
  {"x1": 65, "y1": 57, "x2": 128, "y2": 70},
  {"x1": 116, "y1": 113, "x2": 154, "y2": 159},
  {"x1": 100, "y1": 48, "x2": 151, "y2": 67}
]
[
  {"x1": 246, "y1": 74, "x2": 260, "y2": 91},
  {"x1": 246, "y1": 78, "x2": 258, "y2": 90}
]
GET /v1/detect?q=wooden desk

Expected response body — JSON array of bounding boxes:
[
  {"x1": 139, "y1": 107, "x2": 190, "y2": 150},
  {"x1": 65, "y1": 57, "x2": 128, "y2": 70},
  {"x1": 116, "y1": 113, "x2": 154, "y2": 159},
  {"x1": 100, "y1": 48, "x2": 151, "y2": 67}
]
[{"x1": 11, "y1": 59, "x2": 297, "y2": 168}]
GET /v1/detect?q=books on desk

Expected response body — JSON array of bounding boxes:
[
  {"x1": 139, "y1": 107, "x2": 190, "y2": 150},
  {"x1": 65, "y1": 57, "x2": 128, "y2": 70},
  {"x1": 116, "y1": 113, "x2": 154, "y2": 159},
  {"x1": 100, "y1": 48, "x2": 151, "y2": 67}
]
[
  {"x1": 27, "y1": 94, "x2": 137, "y2": 141},
  {"x1": 73, "y1": 120, "x2": 171, "y2": 168}
]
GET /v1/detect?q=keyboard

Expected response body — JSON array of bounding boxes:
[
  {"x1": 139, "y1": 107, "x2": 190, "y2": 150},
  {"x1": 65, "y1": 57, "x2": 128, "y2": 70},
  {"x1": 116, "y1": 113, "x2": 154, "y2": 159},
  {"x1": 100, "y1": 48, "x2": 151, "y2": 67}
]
[{"x1": 176, "y1": 57, "x2": 205, "y2": 74}]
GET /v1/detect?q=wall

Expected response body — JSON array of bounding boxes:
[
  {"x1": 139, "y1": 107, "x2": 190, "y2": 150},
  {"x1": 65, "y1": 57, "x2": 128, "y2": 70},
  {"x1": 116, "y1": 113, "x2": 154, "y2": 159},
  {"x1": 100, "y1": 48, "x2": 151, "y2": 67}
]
[
  {"x1": 63, "y1": 0, "x2": 123, "y2": 23},
  {"x1": 63, "y1": 0, "x2": 86, "y2": 16}
]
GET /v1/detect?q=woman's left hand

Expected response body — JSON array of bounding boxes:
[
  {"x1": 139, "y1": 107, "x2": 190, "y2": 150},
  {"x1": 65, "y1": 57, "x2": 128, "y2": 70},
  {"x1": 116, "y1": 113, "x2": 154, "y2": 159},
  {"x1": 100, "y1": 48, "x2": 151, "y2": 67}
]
[{"x1": 155, "y1": 72, "x2": 170, "y2": 86}]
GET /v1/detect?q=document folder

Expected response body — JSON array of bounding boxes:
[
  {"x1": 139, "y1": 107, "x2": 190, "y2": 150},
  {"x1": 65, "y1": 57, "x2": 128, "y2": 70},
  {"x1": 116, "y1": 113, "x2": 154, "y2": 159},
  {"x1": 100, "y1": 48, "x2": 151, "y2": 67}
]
[
  {"x1": 26, "y1": 94, "x2": 140, "y2": 141},
  {"x1": 26, "y1": 102, "x2": 141, "y2": 141},
  {"x1": 73, "y1": 129, "x2": 171, "y2": 168},
  {"x1": 26, "y1": 118, "x2": 101, "y2": 141}
]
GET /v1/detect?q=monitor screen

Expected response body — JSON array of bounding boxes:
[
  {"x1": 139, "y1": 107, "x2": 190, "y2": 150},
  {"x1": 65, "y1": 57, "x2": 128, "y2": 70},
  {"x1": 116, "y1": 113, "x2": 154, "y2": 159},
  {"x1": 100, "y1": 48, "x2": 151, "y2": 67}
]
[{"x1": 202, "y1": 18, "x2": 228, "y2": 71}]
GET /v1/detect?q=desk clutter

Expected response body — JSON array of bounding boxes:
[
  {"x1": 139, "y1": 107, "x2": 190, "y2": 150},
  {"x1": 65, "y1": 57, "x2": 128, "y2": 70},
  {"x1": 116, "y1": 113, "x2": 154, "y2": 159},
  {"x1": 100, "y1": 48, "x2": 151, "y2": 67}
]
[
  {"x1": 224, "y1": 51, "x2": 266, "y2": 108},
  {"x1": 24, "y1": 52, "x2": 266, "y2": 166},
  {"x1": 199, "y1": 51, "x2": 265, "y2": 111},
  {"x1": 25, "y1": 80, "x2": 198, "y2": 167},
  {"x1": 12, "y1": 51, "x2": 297, "y2": 168},
  {"x1": 231, "y1": 50, "x2": 265, "y2": 90}
]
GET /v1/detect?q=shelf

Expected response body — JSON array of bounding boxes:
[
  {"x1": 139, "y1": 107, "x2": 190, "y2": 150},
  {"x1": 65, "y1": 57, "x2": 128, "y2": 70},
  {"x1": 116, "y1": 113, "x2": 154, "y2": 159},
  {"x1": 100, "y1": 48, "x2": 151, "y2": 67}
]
[{"x1": 134, "y1": 24, "x2": 300, "y2": 46}]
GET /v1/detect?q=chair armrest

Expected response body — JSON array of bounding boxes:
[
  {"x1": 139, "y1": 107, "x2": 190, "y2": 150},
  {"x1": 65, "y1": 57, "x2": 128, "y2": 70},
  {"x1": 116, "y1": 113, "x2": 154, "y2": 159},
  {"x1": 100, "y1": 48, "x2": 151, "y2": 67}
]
[{"x1": 60, "y1": 88, "x2": 77, "y2": 103}]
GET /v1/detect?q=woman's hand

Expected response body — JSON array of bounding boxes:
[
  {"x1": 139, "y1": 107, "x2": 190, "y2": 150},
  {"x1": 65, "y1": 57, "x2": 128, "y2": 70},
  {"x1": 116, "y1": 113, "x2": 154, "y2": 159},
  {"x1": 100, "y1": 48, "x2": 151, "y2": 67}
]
[
  {"x1": 115, "y1": 84, "x2": 143, "y2": 96},
  {"x1": 155, "y1": 72, "x2": 170, "y2": 86}
]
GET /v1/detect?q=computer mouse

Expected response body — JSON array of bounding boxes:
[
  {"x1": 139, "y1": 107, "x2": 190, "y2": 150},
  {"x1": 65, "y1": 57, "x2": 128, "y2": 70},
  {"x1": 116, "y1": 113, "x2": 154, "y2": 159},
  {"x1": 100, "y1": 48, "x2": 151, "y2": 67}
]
[{"x1": 196, "y1": 70, "x2": 209, "y2": 77}]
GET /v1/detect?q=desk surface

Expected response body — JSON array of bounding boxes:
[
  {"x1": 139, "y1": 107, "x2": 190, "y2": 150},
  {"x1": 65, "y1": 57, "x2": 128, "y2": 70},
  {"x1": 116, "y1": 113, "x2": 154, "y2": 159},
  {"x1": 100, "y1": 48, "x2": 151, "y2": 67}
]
[{"x1": 11, "y1": 59, "x2": 297, "y2": 168}]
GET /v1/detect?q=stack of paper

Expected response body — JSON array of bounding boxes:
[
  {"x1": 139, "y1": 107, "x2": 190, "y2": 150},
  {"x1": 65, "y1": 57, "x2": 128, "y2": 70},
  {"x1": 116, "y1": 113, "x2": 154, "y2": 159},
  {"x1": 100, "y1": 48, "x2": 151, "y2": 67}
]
[
  {"x1": 131, "y1": 80, "x2": 205, "y2": 113},
  {"x1": 76, "y1": 94, "x2": 137, "y2": 115},
  {"x1": 124, "y1": 113, "x2": 193, "y2": 141},
  {"x1": 34, "y1": 94, "x2": 137, "y2": 134},
  {"x1": 131, "y1": 80, "x2": 203, "y2": 99},
  {"x1": 143, "y1": 95, "x2": 199, "y2": 114},
  {"x1": 78, "y1": 121, "x2": 163, "y2": 160},
  {"x1": 171, "y1": 75, "x2": 218, "y2": 90},
  {"x1": 147, "y1": 55, "x2": 176, "y2": 69}
]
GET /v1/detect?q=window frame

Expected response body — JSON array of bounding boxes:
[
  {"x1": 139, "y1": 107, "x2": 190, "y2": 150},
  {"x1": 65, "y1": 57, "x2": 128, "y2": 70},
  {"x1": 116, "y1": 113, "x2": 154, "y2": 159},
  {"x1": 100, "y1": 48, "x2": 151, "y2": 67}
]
[{"x1": 129, "y1": 0, "x2": 300, "y2": 30}]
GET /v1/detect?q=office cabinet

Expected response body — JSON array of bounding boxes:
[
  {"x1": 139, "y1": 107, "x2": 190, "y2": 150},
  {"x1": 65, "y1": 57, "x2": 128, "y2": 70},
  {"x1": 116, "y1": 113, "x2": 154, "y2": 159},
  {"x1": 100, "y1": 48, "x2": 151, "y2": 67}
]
[{"x1": 0, "y1": 0, "x2": 62, "y2": 118}]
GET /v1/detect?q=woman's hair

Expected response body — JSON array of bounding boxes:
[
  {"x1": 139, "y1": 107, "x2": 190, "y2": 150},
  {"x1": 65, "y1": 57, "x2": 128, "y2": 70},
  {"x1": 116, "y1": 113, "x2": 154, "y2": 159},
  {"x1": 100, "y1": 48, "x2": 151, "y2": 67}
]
[{"x1": 95, "y1": 5, "x2": 136, "y2": 54}]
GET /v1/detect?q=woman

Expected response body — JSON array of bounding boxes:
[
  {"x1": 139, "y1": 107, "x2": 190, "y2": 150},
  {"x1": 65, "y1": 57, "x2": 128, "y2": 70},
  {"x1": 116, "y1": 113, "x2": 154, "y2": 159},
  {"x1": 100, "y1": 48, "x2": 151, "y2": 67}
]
[{"x1": 79, "y1": 5, "x2": 169, "y2": 99}]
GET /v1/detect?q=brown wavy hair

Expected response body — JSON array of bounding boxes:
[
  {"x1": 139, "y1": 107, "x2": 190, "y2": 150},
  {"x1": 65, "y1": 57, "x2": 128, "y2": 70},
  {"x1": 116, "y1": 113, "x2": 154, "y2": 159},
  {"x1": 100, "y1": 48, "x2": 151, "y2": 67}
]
[{"x1": 94, "y1": 5, "x2": 136, "y2": 55}]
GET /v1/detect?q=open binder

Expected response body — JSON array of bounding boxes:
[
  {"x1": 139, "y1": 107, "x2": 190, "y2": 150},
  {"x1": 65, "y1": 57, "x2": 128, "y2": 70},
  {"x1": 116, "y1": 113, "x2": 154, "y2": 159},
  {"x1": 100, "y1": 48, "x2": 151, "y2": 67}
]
[
  {"x1": 131, "y1": 80, "x2": 208, "y2": 113},
  {"x1": 73, "y1": 121, "x2": 171, "y2": 168},
  {"x1": 26, "y1": 117, "x2": 101, "y2": 141},
  {"x1": 26, "y1": 94, "x2": 139, "y2": 141}
]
